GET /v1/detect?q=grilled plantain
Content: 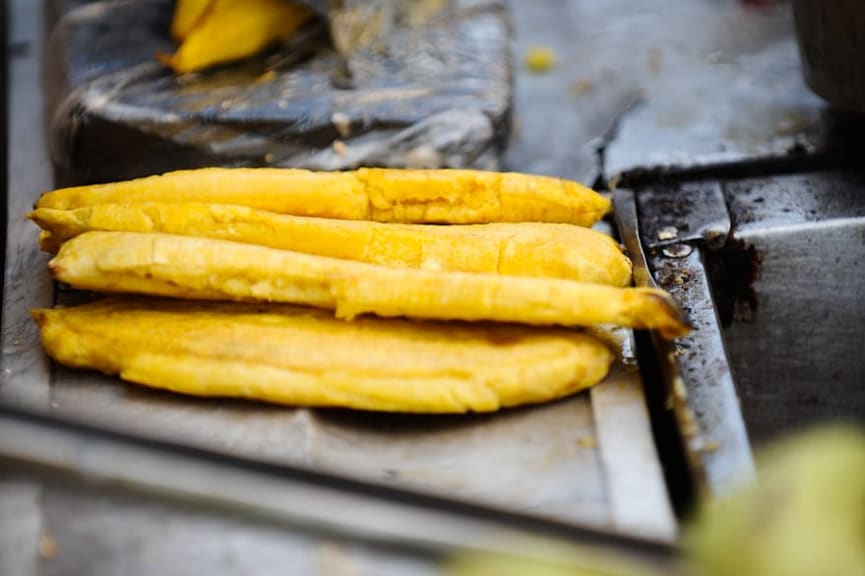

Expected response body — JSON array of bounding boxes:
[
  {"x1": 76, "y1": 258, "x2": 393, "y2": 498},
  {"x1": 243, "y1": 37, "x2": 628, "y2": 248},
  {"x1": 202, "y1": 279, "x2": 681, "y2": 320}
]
[
  {"x1": 49, "y1": 231, "x2": 689, "y2": 338},
  {"x1": 161, "y1": 0, "x2": 313, "y2": 74},
  {"x1": 30, "y1": 203, "x2": 632, "y2": 286},
  {"x1": 170, "y1": 0, "x2": 215, "y2": 42},
  {"x1": 32, "y1": 298, "x2": 614, "y2": 413},
  {"x1": 36, "y1": 168, "x2": 610, "y2": 226}
]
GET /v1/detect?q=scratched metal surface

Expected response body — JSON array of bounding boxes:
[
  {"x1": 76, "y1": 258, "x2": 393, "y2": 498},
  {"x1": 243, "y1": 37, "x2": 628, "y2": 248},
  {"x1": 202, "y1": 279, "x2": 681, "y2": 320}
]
[
  {"x1": 717, "y1": 171, "x2": 865, "y2": 444},
  {"x1": 597, "y1": 0, "x2": 826, "y2": 181},
  {"x1": 1, "y1": 1, "x2": 677, "y2": 574}
]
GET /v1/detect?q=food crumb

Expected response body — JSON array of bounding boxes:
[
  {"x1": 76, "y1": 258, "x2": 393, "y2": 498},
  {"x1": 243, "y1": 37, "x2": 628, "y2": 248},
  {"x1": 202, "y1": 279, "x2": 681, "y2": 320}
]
[
  {"x1": 577, "y1": 436, "x2": 598, "y2": 449},
  {"x1": 647, "y1": 48, "x2": 663, "y2": 74},
  {"x1": 331, "y1": 112, "x2": 352, "y2": 138},
  {"x1": 658, "y1": 226, "x2": 678, "y2": 241},
  {"x1": 524, "y1": 46, "x2": 557, "y2": 73},
  {"x1": 318, "y1": 542, "x2": 359, "y2": 576},
  {"x1": 332, "y1": 140, "x2": 348, "y2": 156},
  {"x1": 704, "y1": 440, "x2": 721, "y2": 453},
  {"x1": 570, "y1": 79, "x2": 594, "y2": 95},
  {"x1": 39, "y1": 535, "x2": 57, "y2": 559}
]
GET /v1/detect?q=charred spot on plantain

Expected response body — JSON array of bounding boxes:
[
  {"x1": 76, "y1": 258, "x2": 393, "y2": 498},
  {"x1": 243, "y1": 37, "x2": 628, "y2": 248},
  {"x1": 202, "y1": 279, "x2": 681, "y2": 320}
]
[
  {"x1": 643, "y1": 291, "x2": 692, "y2": 339},
  {"x1": 479, "y1": 330, "x2": 527, "y2": 347}
]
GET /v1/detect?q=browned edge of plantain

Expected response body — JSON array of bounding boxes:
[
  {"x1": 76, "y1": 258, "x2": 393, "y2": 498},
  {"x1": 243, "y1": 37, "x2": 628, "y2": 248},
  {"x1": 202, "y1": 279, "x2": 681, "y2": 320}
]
[
  {"x1": 48, "y1": 231, "x2": 691, "y2": 340},
  {"x1": 31, "y1": 297, "x2": 615, "y2": 413},
  {"x1": 35, "y1": 168, "x2": 611, "y2": 226},
  {"x1": 28, "y1": 202, "x2": 633, "y2": 287}
]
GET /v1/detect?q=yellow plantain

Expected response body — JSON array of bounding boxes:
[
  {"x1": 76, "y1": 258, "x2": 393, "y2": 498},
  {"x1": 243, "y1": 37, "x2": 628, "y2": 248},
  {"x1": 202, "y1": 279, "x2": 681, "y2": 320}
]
[
  {"x1": 30, "y1": 203, "x2": 632, "y2": 286},
  {"x1": 49, "y1": 231, "x2": 690, "y2": 338},
  {"x1": 160, "y1": 0, "x2": 312, "y2": 74},
  {"x1": 36, "y1": 168, "x2": 611, "y2": 226},
  {"x1": 169, "y1": 0, "x2": 215, "y2": 42},
  {"x1": 32, "y1": 298, "x2": 614, "y2": 413}
]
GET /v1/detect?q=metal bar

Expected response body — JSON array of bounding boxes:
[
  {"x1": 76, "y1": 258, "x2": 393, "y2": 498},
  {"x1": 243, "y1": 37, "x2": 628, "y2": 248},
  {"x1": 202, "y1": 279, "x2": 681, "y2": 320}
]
[
  {"x1": 626, "y1": 183, "x2": 755, "y2": 497},
  {"x1": 613, "y1": 189, "x2": 710, "y2": 505},
  {"x1": 646, "y1": 247, "x2": 755, "y2": 494},
  {"x1": 0, "y1": 405, "x2": 682, "y2": 573}
]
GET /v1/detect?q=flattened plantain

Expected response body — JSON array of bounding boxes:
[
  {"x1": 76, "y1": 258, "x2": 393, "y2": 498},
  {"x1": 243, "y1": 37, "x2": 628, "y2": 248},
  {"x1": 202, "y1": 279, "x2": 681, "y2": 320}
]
[
  {"x1": 161, "y1": 0, "x2": 313, "y2": 74},
  {"x1": 36, "y1": 167, "x2": 610, "y2": 226},
  {"x1": 49, "y1": 231, "x2": 689, "y2": 338},
  {"x1": 30, "y1": 203, "x2": 632, "y2": 286},
  {"x1": 32, "y1": 298, "x2": 614, "y2": 413}
]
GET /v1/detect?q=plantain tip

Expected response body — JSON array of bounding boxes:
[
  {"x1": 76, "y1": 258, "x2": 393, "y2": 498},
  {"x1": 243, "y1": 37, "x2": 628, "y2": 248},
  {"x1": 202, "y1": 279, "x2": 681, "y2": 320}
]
[
  {"x1": 47, "y1": 258, "x2": 65, "y2": 279},
  {"x1": 647, "y1": 291, "x2": 692, "y2": 340},
  {"x1": 30, "y1": 308, "x2": 49, "y2": 326}
]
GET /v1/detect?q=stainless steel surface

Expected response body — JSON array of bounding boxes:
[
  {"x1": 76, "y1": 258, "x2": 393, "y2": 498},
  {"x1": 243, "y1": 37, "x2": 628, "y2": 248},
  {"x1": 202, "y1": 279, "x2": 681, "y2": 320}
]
[
  {"x1": 632, "y1": 183, "x2": 756, "y2": 496},
  {"x1": 645, "y1": 247, "x2": 755, "y2": 495},
  {"x1": 613, "y1": 189, "x2": 709, "y2": 499},
  {"x1": 629, "y1": 169, "x2": 865, "y2": 453},
  {"x1": 2, "y1": 0, "x2": 53, "y2": 412},
  {"x1": 0, "y1": 407, "x2": 682, "y2": 575},
  {"x1": 2, "y1": 2, "x2": 52, "y2": 573},
  {"x1": 30, "y1": 473, "x2": 440, "y2": 576},
  {"x1": 716, "y1": 171, "x2": 865, "y2": 444},
  {"x1": 612, "y1": 189, "x2": 657, "y2": 290},
  {"x1": 614, "y1": 186, "x2": 755, "y2": 498},
  {"x1": 502, "y1": 2, "x2": 642, "y2": 184},
  {"x1": 640, "y1": 182, "x2": 731, "y2": 252},
  {"x1": 590, "y1": 349, "x2": 676, "y2": 542},
  {"x1": 601, "y1": 1, "x2": 825, "y2": 181},
  {"x1": 2, "y1": 0, "x2": 678, "y2": 573}
]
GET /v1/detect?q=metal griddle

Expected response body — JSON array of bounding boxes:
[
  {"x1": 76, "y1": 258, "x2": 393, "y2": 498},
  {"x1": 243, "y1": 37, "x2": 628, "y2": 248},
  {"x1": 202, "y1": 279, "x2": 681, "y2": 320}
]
[{"x1": 1, "y1": 2, "x2": 680, "y2": 574}]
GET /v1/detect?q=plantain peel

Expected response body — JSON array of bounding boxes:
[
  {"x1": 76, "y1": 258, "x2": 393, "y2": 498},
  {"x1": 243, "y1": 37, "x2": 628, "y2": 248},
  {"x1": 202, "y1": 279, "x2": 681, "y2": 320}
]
[
  {"x1": 35, "y1": 167, "x2": 610, "y2": 226},
  {"x1": 29, "y1": 203, "x2": 632, "y2": 286},
  {"x1": 31, "y1": 298, "x2": 614, "y2": 413},
  {"x1": 49, "y1": 231, "x2": 689, "y2": 339}
]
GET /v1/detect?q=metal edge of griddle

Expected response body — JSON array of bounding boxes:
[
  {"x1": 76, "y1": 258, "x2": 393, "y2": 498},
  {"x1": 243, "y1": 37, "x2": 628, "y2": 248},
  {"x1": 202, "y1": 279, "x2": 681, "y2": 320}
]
[
  {"x1": 1, "y1": 0, "x2": 7, "y2": 316},
  {"x1": 637, "y1": 181, "x2": 755, "y2": 495},
  {"x1": 612, "y1": 188, "x2": 711, "y2": 507},
  {"x1": 615, "y1": 185, "x2": 756, "y2": 501},
  {"x1": 0, "y1": 404, "x2": 684, "y2": 574}
]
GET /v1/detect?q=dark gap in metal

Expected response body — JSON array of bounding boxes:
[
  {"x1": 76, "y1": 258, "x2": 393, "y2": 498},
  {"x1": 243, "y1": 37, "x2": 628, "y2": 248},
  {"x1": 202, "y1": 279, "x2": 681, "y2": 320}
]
[{"x1": 632, "y1": 330, "x2": 697, "y2": 520}]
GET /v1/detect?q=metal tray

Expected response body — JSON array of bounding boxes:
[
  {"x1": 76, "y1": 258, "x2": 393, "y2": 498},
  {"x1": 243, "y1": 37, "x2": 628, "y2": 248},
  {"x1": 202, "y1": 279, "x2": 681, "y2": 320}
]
[{"x1": 1, "y1": 1, "x2": 677, "y2": 573}]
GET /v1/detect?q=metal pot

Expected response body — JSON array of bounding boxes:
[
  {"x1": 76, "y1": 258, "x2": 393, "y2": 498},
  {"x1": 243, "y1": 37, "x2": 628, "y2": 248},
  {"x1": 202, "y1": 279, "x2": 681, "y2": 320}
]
[{"x1": 793, "y1": 0, "x2": 865, "y2": 112}]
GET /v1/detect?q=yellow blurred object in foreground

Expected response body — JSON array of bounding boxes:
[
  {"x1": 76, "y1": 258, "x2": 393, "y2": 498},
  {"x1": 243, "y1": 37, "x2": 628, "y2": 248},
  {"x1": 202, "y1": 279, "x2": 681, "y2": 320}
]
[
  {"x1": 161, "y1": 0, "x2": 312, "y2": 73},
  {"x1": 691, "y1": 426, "x2": 865, "y2": 576},
  {"x1": 448, "y1": 426, "x2": 865, "y2": 576},
  {"x1": 30, "y1": 203, "x2": 632, "y2": 286},
  {"x1": 32, "y1": 298, "x2": 613, "y2": 413},
  {"x1": 36, "y1": 168, "x2": 611, "y2": 226},
  {"x1": 48, "y1": 231, "x2": 690, "y2": 338}
]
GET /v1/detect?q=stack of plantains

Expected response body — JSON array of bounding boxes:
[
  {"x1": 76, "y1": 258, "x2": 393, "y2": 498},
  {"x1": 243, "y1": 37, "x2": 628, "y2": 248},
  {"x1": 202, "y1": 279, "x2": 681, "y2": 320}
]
[{"x1": 28, "y1": 168, "x2": 689, "y2": 413}]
